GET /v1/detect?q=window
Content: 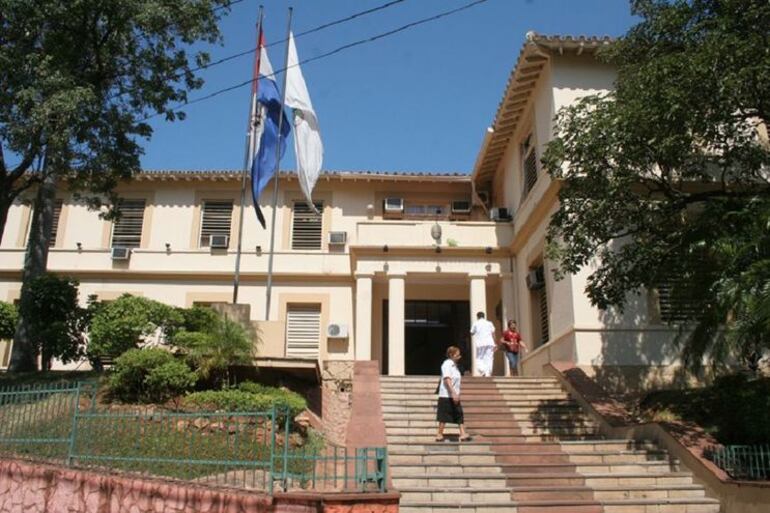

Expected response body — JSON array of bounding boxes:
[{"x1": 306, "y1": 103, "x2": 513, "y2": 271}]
[
  {"x1": 285, "y1": 304, "x2": 321, "y2": 358},
  {"x1": 291, "y1": 201, "x2": 323, "y2": 250},
  {"x1": 25, "y1": 199, "x2": 63, "y2": 247},
  {"x1": 655, "y1": 277, "x2": 704, "y2": 323},
  {"x1": 404, "y1": 203, "x2": 446, "y2": 218},
  {"x1": 111, "y1": 199, "x2": 145, "y2": 248},
  {"x1": 529, "y1": 265, "x2": 549, "y2": 347},
  {"x1": 521, "y1": 133, "x2": 538, "y2": 201},
  {"x1": 199, "y1": 200, "x2": 234, "y2": 247}
]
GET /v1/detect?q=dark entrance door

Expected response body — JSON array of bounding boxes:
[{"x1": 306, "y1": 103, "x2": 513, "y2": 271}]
[{"x1": 383, "y1": 300, "x2": 470, "y2": 375}]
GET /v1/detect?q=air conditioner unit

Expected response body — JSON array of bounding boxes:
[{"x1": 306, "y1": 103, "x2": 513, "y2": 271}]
[
  {"x1": 209, "y1": 234, "x2": 229, "y2": 249},
  {"x1": 526, "y1": 269, "x2": 545, "y2": 290},
  {"x1": 451, "y1": 200, "x2": 472, "y2": 214},
  {"x1": 328, "y1": 231, "x2": 347, "y2": 245},
  {"x1": 111, "y1": 247, "x2": 130, "y2": 261},
  {"x1": 383, "y1": 197, "x2": 404, "y2": 213},
  {"x1": 327, "y1": 323, "x2": 349, "y2": 338},
  {"x1": 490, "y1": 207, "x2": 513, "y2": 222}
]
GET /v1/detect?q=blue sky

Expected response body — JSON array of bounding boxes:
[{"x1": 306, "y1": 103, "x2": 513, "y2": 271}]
[{"x1": 140, "y1": 0, "x2": 638, "y2": 174}]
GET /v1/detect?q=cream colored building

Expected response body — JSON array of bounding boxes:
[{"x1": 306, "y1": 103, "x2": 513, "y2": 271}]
[{"x1": 0, "y1": 34, "x2": 683, "y2": 388}]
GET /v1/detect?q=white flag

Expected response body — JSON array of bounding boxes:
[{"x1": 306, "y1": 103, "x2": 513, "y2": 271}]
[{"x1": 285, "y1": 32, "x2": 323, "y2": 213}]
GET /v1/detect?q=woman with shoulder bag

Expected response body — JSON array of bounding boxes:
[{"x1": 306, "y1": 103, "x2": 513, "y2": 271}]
[{"x1": 435, "y1": 346, "x2": 472, "y2": 442}]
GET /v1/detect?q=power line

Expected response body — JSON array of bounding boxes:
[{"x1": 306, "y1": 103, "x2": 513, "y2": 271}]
[
  {"x1": 146, "y1": 0, "x2": 490, "y2": 120},
  {"x1": 187, "y1": 0, "x2": 407, "y2": 75}
]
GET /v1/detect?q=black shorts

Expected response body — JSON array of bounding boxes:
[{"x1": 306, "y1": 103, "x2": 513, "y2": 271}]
[{"x1": 436, "y1": 397, "x2": 464, "y2": 424}]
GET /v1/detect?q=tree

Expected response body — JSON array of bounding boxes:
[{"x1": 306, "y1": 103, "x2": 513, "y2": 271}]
[
  {"x1": 88, "y1": 294, "x2": 182, "y2": 362},
  {"x1": 174, "y1": 313, "x2": 254, "y2": 388},
  {"x1": 18, "y1": 273, "x2": 86, "y2": 369},
  {"x1": 2, "y1": 0, "x2": 231, "y2": 371},
  {"x1": 542, "y1": 0, "x2": 770, "y2": 371}
]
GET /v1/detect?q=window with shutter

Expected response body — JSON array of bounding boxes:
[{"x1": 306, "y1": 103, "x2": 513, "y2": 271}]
[
  {"x1": 521, "y1": 134, "x2": 538, "y2": 200},
  {"x1": 656, "y1": 277, "x2": 704, "y2": 323},
  {"x1": 538, "y1": 278, "x2": 549, "y2": 345},
  {"x1": 285, "y1": 304, "x2": 321, "y2": 358},
  {"x1": 199, "y1": 200, "x2": 234, "y2": 247},
  {"x1": 291, "y1": 202, "x2": 323, "y2": 250},
  {"x1": 25, "y1": 199, "x2": 64, "y2": 248},
  {"x1": 49, "y1": 200, "x2": 63, "y2": 247},
  {"x1": 111, "y1": 199, "x2": 146, "y2": 248}
]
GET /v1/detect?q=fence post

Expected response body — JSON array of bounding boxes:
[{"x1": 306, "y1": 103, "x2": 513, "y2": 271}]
[
  {"x1": 268, "y1": 405, "x2": 277, "y2": 494},
  {"x1": 66, "y1": 383, "x2": 83, "y2": 466},
  {"x1": 281, "y1": 406, "x2": 290, "y2": 491},
  {"x1": 377, "y1": 447, "x2": 387, "y2": 492}
]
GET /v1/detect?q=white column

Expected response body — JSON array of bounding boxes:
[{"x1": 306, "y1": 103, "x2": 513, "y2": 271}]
[
  {"x1": 468, "y1": 273, "x2": 487, "y2": 376},
  {"x1": 354, "y1": 273, "x2": 373, "y2": 361},
  {"x1": 501, "y1": 272, "x2": 515, "y2": 376},
  {"x1": 388, "y1": 273, "x2": 406, "y2": 376}
]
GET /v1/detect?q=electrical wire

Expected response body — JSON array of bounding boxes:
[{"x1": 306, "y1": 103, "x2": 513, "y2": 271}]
[{"x1": 144, "y1": 0, "x2": 490, "y2": 120}]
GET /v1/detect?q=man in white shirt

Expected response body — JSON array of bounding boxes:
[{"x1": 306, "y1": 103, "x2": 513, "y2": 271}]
[{"x1": 470, "y1": 311, "x2": 496, "y2": 376}]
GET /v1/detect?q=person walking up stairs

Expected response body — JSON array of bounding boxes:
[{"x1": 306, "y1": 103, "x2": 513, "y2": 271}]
[{"x1": 381, "y1": 375, "x2": 722, "y2": 513}]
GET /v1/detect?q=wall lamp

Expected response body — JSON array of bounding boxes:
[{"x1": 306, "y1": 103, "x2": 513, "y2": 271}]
[
  {"x1": 383, "y1": 244, "x2": 389, "y2": 253},
  {"x1": 76, "y1": 242, "x2": 82, "y2": 251},
  {"x1": 485, "y1": 246, "x2": 493, "y2": 254}
]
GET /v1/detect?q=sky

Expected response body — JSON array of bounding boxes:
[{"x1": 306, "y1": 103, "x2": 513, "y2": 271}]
[{"x1": 140, "y1": 0, "x2": 638, "y2": 174}]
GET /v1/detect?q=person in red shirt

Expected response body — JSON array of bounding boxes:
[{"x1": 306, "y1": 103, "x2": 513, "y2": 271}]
[{"x1": 499, "y1": 319, "x2": 527, "y2": 376}]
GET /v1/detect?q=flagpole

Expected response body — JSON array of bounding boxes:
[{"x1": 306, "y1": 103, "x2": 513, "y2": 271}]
[
  {"x1": 233, "y1": 6, "x2": 264, "y2": 304},
  {"x1": 264, "y1": 7, "x2": 293, "y2": 320}
]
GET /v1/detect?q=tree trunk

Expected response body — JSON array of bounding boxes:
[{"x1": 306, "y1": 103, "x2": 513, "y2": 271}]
[
  {"x1": 8, "y1": 173, "x2": 57, "y2": 372},
  {"x1": 0, "y1": 193, "x2": 10, "y2": 246}
]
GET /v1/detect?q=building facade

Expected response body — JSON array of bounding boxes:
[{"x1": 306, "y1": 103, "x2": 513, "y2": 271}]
[{"x1": 0, "y1": 34, "x2": 683, "y2": 389}]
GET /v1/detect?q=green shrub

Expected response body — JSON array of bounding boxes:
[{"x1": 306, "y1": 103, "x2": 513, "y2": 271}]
[
  {"x1": 89, "y1": 295, "x2": 183, "y2": 358},
  {"x1": 0, "y1": 301, "x2": 17, "y2": 339},
  {"x1": 177, "y1": 306, "x2": 219, "y2": 333},
  {"x1": 183, "y1": 385, "x2": 306, "y2": 419},
  {"x1": 173, "y1": 314, "x2": 254, "y2": 386},
  {"x1": 709, "y1": 373, "x2": 770, "y2": 445},
  {"x1": 108, "y1": 348, "x2": 196, "y2": 403}
]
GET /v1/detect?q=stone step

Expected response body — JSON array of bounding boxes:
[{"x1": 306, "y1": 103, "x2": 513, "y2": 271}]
[
  {"x1": 390, "y1": 449, "x2": 673, "y2": 465},
  {"x1": 379, "y1": 385, "x2": 567, "y2": 394},
  {"x1": 505, "y1": 471, "x2": 696, "y2": 488},
  {"x1": 510, "y1": 484, "x2": 707, "y2": 501},
  {"x1": 386, "y1": 425, "x2": 602, "y2": 436},
  {"x1": 399, "y1": 489, "x2": 512, "y2": 504},
  {"x1": 384, "y1": 419, "x2": 597, "y2": 430},
  {"x1": 381, "y1": 398, "x2": 575, "y2": 408},
  {"x1": 390, "y1": 460, "x2": 681, "y2": 476},
  {"x1": 392, "y1": 475, "x2": 510, "y2": 489},
  {"x1": 380, "y1": 376, "x2": 560, "y2": 383},
  {"x1": 387, "y1": 439, "x2": 658, "y2": 454},
  {"x1": 387, "y1": 433, "x2": 604, "y2": 444},
  {"x1": 399, "y1": 500, "x2": 720, "y2": 513}
]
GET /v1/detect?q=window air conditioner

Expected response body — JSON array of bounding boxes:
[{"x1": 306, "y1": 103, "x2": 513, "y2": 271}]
[
  {"x1": 490, "y1": 207, "x2": 513, "y2": 222},
  {"x1": 209, "y1": 234, "x2": 229, "y2": 249},
  {"x1": 111, "y1": 247, "x2": 130, "y2": 261},
  {"x1": 526, "y1": 269, "x2": 545, "y2": 290},
  {"x1": 327, "y1": 323, "x2": 349, "y2": 338},
  {"x1": 451, "y1": 200, "x2": 472, "y2": 214},
  {"x1": 328, "y1": 231, "x2": 347, "y2": 245},
  {"x1": 383, "y1": 197, "x2": 404, "y2": 213}
]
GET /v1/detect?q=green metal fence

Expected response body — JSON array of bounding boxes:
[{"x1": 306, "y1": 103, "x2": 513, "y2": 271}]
[
  {"x1": 707, "y1": 445, "x2": 770, "y2": 480},
  {"x1": 0, "y1": 382, "x2": 388, "y2": 493}
]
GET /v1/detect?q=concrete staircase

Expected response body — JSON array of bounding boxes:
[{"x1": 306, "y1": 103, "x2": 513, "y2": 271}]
[{"x1": 381, "y1": 375, "x2": 721, "y2": 513}]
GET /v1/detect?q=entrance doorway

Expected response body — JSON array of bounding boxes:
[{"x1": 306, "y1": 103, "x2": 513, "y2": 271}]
[{"x1": 383, "y1": 300, "x2": 470, "y2": 375}]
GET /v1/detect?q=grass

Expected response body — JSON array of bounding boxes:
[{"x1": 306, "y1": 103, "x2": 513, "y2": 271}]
[{"x1": 639, "y1": 373, "x2": 770, "y2": 446}]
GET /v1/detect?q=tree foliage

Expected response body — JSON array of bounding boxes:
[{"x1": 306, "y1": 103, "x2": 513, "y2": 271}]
[
  {"x1": 0, "y1": 0, "x2": 231, "y2": 237},
  {"x1": 88, "y1": 294, "x2": 182, "y2": 359},
  {"x1": 173, "y1": 313, "x2": 254, "y2": 387},
  {"x1": 18, "y1": 273, "x2": 86, "y2": 368},
  {"x1": 542, "y1": 0, "x2": 770, "y2": 370},
  {"x1": 0, "y1": 301, "x2": 17, "y2": 340}
]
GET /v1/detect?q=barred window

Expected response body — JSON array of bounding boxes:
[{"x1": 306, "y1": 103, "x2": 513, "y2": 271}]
[
  {"x1": 26, "y1": 199, "x2": 63, "y2": 248},
  {"x1": 111, "y1": 199, "x2": 145, "y2": 248},
  {"x1": 285, "y1": 304, "x2": 321, "y2": 358},
  {"x1": 291, "y1": 201, "x2": 323, "y2": 250},
  {"x1": 521, "y1": 133, "x2": 538, "y2": 200},
  {"x1": 199, "y1": 200, "x2": 234, "y2": 247}
]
